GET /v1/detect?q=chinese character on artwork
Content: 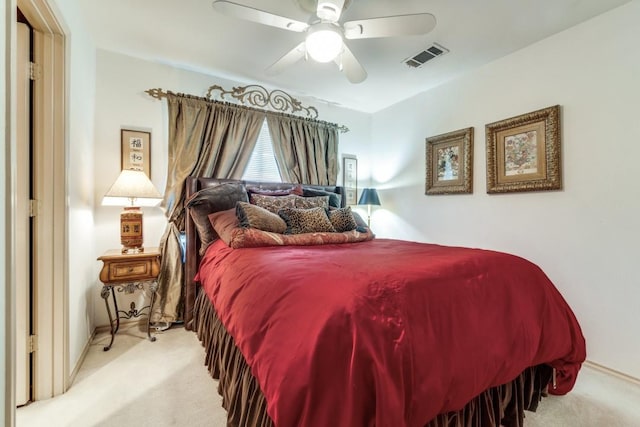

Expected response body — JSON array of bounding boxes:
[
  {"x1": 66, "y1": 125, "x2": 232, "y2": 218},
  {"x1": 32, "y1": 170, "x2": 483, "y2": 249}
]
[
  {"x1": 130, "y1": 152, "x2": 144, "y2": 166},
  {"x1": 129, "y1": 137, "x2": 144, "y2": 150}
]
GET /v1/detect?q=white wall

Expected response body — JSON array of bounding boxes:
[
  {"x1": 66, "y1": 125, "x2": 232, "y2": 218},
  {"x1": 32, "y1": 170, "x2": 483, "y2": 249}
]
[
  {"x1": 93, "y1": 49, "x2": 372, "y2": 326},
  {"x1": 370, "y1": 1, "x2": 640, "y2": 379},
  {"x1": 50, "y1": 0, "x2": 97, "y2": 379}
]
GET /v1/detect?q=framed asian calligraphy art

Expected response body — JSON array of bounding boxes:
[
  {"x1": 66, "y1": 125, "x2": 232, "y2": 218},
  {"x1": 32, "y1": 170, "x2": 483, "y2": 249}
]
[
  {"x1": 485, "y1": 105, "x2": 561, "y2": 194},
  {"x1": 425, "y1": 127, "x2": 474, "y2": 195},
  {"x1": 121, "y1": 129, "x2": 151, "y2": 177},
  {"x1": 342, "y1": 155, "x2": 358, "y2": 205}
]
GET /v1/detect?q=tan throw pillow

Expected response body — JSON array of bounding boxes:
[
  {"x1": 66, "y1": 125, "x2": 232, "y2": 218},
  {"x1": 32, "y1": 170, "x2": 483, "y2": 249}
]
[
  {"x1": 250, "y1": 194, "x2": 297, "y2": 214},
  {"x1": 278, "y1": 207, "x2": 336, "y2": 234},
  {"x1": 236, "y1": 201, "x2": 287, "y2": 234}
]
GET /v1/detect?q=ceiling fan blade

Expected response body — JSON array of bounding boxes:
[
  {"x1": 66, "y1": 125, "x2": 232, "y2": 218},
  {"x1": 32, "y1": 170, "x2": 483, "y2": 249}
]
[
  {"x1": 265, "y1": 42, "x2": 307, "y2": 75},
  {"x1": 344, "y1": 13, "x2": 436, "y2": 39},
  {"x1": 212, "y1": 1, "x2": 309, "y2": 32},
  {"x1": 336, "y1": 44, "x2": 367, "y2": 84},
  {"x1": 316, "y1": 0, "x2": 345, "y2": 22}
]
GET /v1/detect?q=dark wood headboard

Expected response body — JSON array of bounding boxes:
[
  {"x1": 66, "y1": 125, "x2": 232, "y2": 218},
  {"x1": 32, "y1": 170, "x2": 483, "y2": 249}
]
[{"x1": 183, "y1": 177, "x2": 346, "y2": 330}]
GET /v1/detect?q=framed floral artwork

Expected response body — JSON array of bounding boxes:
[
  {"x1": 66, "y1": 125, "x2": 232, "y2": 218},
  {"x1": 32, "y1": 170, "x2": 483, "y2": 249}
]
[
  {"x1": 425, "y1": 127, "x2": 474, "y2": 195},
  {"x1": 485, "y1": 105, "x2": 561, "y2": 193}
]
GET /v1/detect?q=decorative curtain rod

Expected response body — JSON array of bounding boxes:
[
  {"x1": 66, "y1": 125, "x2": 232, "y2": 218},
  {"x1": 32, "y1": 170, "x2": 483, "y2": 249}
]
[{"x1": 145, "y1": 84, "x2": 350, "y2": 133}]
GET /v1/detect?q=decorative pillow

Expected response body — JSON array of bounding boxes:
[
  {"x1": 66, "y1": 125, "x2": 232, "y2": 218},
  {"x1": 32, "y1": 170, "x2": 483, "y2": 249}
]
[
  {"x1": 278, "y1": 207, "x2": 336, "y2": 234},
  {"x1": 229, "y1": 228, "x2": 374, "y2": 248},
  {"x1": 294, "y1": 195, "x2": 330, "y2": 209},
  {"x1": 246, "y1": 184, "x2": 303, "y2": 196},
  {"x1": 302, "y1": 188, "x2": 341, "y2": 208},
  {"x1": 351, "y1": 211, "x2": 367, "y2": 228},
  {"x1": 209, "y1": 208, "x2": 241, "y2": 246},
  {"x1": 186, "y1": 183, "x2": 248, "y2": 254},
  {"x1": 331, "y1": 207, "x2": 368, "y2": 230},
  {"x1": 236, "y1": 201, "x2": 287, "y2": 234},
  {"x1": 210, "y1": 209, "x2": 375, "y2": 248},
  {"x1": 327, "y1": 206, "x2": 358, "y2": 232},
  {"x1": 250, "y1": 194, "x2": 297, "y2": 213},
  {"x1": 209, "y1": 212, "x2": 374, "y2": 248}
]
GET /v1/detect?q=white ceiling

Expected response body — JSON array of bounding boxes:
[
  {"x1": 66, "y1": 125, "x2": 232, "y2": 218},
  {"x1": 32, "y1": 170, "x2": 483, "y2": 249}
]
[{"x1": 77, "y1": 0, "x2": 630, "y2": 113}]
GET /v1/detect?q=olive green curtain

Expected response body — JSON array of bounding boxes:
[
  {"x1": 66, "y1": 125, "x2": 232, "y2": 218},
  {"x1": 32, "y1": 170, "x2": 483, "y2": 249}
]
[
  {"x1": 152, "y1": 93, "x2": 264, "y2": 324},
  {"x1": 266, "y1": 114, "x2": 339, "y2": 185}
]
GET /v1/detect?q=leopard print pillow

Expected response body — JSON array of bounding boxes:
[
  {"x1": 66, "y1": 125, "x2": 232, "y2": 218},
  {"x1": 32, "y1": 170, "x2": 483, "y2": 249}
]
[
  {"x1": 327, "y1": 206, "x2": 357, "y2": 232},
  {"x1": 278, "y1": 207, "x2": 336, "y2": 234}
]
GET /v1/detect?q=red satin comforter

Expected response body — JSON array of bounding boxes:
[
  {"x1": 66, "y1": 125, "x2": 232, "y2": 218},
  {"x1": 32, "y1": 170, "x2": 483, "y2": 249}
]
[{"x1": 196, "y1": 238, "x2": 586, "y2": 427}]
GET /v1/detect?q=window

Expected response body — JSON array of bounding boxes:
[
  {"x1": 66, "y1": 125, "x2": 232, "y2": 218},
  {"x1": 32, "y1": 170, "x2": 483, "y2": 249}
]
[{"x1": 242, "y1": 119, "x2": 282, "y2": 182}]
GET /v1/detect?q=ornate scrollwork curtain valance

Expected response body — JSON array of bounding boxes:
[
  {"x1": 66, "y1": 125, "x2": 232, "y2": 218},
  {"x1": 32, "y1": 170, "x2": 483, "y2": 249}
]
[{"x1": 145, "y1": 84, "x2": 349, "y2": 133}]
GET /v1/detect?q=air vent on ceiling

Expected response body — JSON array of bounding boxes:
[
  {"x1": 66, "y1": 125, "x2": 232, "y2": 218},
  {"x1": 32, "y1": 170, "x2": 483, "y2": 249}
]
[{"x1": 404, "y1": 43, "x2": 449, "y2": 68}]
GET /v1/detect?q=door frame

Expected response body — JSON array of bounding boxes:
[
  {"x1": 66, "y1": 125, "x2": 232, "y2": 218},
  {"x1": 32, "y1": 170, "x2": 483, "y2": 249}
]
[
  {"x1": 16, "y1": 0, "x2": 68, "y2": 402},
  {"x1": 15, "y1": 19, "x2": 31, "y2": 408},
  {"x1": 4, "y1": 4, "x2": 17, "y2": 425}
]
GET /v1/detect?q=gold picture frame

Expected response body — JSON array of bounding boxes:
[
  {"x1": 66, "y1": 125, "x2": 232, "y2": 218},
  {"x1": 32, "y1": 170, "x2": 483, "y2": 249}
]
[
  {"x1": 486, "y1": 105, "x2": 561, "y2": 194},
  {"x1": 425, "y1": 127, "x2": 474, "y2": 195},
  {"x1": 121, "y1": 129, "x2": 151, "y2": 177},
  {"x1": 342, "y1": 155, "x2": 358, "y2": 205}
]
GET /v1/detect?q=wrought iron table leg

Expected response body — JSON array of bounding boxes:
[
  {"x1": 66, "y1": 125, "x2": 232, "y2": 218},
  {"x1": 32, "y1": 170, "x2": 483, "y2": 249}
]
[
  {"x1": 101, "y1": 286, "x2": 116, "y2": 351},
  {"x1": 111, "y1": 288, "x2": 121, "y2": 334},
  {"x1": 146, "y1": 280, "x2": 158, "y2": 342}
]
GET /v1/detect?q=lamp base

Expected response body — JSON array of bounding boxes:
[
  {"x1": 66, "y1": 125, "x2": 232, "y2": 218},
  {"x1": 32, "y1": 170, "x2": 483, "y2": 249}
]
[
  {"x1": 120, "y1": 207, "x2": 144, "y2": 254},
  {"x1": 122, "y1": 247, "x2": 144, "y2": 254}
]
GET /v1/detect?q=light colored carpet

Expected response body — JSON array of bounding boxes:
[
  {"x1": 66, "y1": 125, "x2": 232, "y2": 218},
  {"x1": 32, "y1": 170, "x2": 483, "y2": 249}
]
[{"x1": 17, "y1": 325, "x2": 640, "y2": 427}]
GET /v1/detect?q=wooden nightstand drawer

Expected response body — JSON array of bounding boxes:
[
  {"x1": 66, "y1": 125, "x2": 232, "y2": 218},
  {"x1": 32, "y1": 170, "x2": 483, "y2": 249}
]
[
  {"x1": 98, "y1": 247, "x2": 161, "y2": 285},
  {"x1": 110, "y1": 260, "x2": 153, "y2": 281}
]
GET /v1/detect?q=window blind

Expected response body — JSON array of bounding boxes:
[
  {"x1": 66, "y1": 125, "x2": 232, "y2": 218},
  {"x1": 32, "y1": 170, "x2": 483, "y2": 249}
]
[{"x1": 242, "y1": 119, "x2": 282, "y2": 182}]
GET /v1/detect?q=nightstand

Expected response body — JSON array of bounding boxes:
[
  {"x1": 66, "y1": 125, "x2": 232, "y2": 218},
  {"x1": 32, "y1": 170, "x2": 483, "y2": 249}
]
[{"x1": 98, "y1": 247, "x2": 161, "y2": 351}]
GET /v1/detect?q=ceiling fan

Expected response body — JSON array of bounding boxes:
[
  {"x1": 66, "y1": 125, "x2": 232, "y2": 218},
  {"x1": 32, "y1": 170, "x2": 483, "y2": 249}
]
[{"x1": 212, "y1": 0, "x2": 436, "y2": 83}]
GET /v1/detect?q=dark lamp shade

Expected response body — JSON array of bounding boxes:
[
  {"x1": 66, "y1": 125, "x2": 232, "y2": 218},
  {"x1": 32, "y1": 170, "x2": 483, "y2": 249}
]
[{"x1": 358, "y1": 188, "x2": 381, "y2": 206}]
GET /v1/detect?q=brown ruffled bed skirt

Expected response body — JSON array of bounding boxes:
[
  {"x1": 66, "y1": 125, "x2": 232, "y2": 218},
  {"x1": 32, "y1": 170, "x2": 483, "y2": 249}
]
[{"x1": 193, "y1": 291, "x2": 552, "y2": 427}]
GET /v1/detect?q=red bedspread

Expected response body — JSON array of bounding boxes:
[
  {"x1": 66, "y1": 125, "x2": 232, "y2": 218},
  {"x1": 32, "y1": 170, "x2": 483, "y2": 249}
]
[{"x1": 196, "y1": 238, "x2": 586, "y2": 427}]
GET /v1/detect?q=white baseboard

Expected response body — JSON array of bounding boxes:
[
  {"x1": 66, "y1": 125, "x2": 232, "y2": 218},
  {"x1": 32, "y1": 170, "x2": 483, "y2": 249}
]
[
  {"x1": 67, "y1": 328, "x2": 96, "y2": 388},
  {"x1": 584, "y1": 360, "x2": 640, "y2": 386}
]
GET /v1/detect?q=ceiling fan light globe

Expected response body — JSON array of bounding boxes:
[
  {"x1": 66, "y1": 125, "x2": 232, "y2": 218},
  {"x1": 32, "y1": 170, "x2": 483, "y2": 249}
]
[{"x1": 306, "y1": 26, "x2": 343, "y2": 63}]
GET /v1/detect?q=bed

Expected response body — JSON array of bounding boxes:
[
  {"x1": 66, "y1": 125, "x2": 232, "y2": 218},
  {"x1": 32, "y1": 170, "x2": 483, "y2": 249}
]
[{"x1": 184, "y1": 177, "x2": 586, "y2": 427}]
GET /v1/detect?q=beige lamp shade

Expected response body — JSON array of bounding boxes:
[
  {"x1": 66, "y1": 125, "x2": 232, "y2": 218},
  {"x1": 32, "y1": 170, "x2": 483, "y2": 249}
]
[
  {"x1": 102, "y1": 169, "x2": 162, "y2": 253},
  {"x1": 102, "y1": 169, "x2": 162, "y2": 207}
]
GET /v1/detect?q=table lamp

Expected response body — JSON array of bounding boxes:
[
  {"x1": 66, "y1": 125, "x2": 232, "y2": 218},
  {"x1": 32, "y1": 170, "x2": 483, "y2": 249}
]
[
  {"x1": 103, "y1": 169, "x2": 162, "y2": 253},
  {"x1": 357, "y1": 188, "x2": 381, "y2": 227}
]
